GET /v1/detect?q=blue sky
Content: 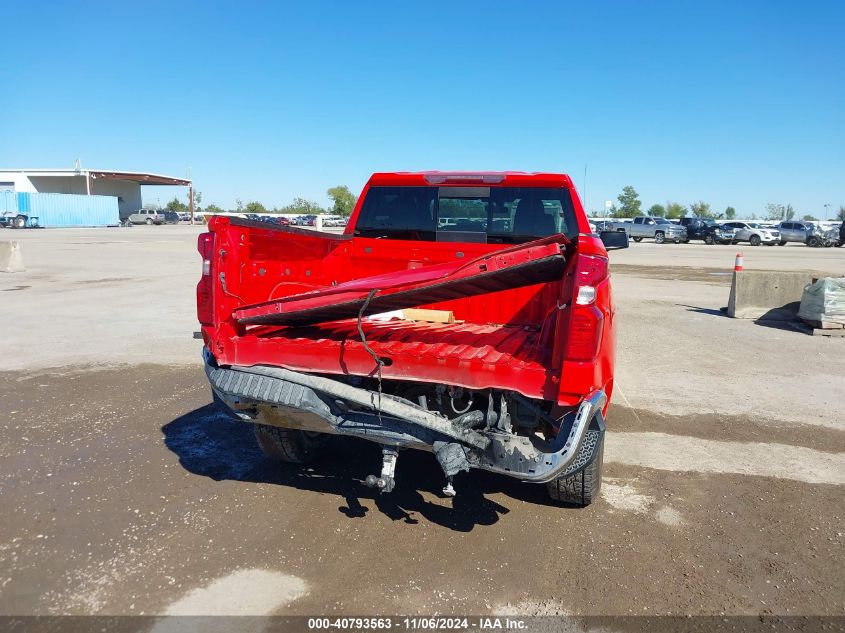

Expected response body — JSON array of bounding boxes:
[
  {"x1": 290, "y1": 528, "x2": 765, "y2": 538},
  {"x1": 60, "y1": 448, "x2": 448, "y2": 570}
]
[{"x1": 3, "y1": 1, "x2": 843, "y2": 218}]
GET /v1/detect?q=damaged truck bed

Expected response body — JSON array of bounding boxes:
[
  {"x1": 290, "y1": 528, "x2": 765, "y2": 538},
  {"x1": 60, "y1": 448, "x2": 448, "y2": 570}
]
[{"x1": 197, "y1": 172, "x2": 620, "y2": 505}]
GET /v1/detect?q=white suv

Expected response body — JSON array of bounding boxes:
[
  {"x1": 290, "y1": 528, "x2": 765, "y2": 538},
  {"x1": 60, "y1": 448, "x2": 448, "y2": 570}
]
[{"x1": 723, "y1": 221, "x2": 780, "y2": 246}]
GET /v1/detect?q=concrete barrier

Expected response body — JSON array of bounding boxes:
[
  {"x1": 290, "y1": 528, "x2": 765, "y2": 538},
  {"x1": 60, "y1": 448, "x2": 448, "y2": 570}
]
[
  {"x1": 727, "y1": 270, "x2": 811, "y2": 320},
  {"x1": 0, "y1": 240, "x2": 25, "y2": 273}
]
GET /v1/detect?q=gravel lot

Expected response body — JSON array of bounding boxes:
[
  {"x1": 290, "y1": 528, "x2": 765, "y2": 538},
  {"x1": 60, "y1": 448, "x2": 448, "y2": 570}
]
[{"x1": 1, "y1": 226, "x2": 843, "y2": 621}]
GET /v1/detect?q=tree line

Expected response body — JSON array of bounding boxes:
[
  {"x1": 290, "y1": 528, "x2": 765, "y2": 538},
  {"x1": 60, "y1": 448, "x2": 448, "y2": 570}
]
[
  {"x1": 602, "y1": 186, "x2": 845, "y2": 222},
  {"x1": 159, "y1": 185, "x2": 359, "y2": 217}
]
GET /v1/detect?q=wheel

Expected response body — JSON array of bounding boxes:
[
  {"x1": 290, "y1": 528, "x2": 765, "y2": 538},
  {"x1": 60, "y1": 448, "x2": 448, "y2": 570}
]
[
  {"x1": 654, "y1": 231, "x2": 665, "y2": 244},
  {"x1": 731, "y1": 240, "x2": 739, "y2": 245},
  {"x1": 682, "y1": 239, "x2": 690, "y2": 243},
  {"x1": 674, "y1": 238, "x2": 681, "y2": 243},
  {"x1": 632, "y1": 236, "x2": 643, "y2": 242},
  {"x1": 750, "y1": 235, "x2": 761, "y2": 246},
  {"x1": 778, "y1": 241, "x2": 787, "y2": 246},
  {"x1": 145, "y1": 218, "x2": 153, "y2": 225},
  {"x1": 253, "y1": 424, "x2": 325, "y2": 463},
  {"x1": 806, "y1": 236, "x2": 821, "y2": 248},
  {"x1": 12, "y1": 215, "x2": 26, "y2": 229},
  {"x1": 546, "y1": 434, "x2": 604, "y2": 507},
  {"x1": 704, "y1": 234, "x2": 715, "y2": 245}
]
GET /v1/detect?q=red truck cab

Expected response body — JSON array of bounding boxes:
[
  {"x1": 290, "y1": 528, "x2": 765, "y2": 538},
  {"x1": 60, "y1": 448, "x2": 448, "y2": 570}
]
[{"x1": 197, "y1": 172, "x2": 624, "y2": 505}]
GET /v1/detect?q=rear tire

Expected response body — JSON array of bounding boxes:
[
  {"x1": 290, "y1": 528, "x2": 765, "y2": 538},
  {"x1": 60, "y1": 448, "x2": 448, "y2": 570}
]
[
  {"x1": 546, "y1": 435, "x2": 604, "y2": 507},
  {"x1": 632, "y1": 236, "x2": 643, "y2": 242},
  {"x1": 750, "y1": 235, "x2": 761, "y2": 246},
  {"x1": 12, "y1": 215, "x2": 26, "y2": 229},
  {"x1": 654, "y1": 231, "x2": 665, "y2": 244},
  {"x1": 253, "y1": 424, "x2": 325, "y2": 463}
]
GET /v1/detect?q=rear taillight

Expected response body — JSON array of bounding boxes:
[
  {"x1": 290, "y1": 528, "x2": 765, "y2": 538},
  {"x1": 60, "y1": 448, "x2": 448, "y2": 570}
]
[
  {"x1": 565, "y1": 254, "x2": 608, "y2": 361},
  {"x1": 197, "y1": 232, "x2": 214, "y2": 325}
]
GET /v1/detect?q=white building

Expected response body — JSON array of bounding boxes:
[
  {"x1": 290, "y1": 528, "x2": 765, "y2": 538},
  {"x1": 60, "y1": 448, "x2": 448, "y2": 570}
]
[{"x1": 0, "y1": 168, "x2": 192, "y2": 218}]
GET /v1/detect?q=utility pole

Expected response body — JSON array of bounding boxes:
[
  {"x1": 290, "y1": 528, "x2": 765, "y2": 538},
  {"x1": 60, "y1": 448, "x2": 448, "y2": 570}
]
[
  {"x1": 187, "y1": 167, "x2": 194, "y2": 225},
  {"x1": 824, "y1": 203, "x2": 830, "y2": 221}
]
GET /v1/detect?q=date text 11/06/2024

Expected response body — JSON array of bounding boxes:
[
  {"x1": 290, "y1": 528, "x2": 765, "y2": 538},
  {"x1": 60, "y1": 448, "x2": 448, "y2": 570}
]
[{"x1": 307, "y1": 617, "x2": 528, "y2": 630}]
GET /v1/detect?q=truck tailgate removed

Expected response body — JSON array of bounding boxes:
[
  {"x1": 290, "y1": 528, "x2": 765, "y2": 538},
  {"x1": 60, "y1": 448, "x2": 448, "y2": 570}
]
[{"x1": 198, "y1": 172, "x2": 623, "y2": 506}]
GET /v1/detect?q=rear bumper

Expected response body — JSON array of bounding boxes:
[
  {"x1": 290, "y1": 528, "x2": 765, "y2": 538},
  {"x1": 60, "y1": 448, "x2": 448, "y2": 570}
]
[{"x1": 203, "y1": 348, "x2": 605, "y2": 483}]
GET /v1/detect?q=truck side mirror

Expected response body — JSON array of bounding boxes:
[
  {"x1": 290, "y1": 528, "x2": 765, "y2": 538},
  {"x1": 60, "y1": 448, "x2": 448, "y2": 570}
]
[{"x1": 600, "y1": 230, "x2": 629, "y2": 250}]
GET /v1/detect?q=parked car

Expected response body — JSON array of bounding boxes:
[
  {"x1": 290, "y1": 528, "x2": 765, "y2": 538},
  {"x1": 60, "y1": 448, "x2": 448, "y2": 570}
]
[
  {"x1": 777, "y1": 221, "x2": 810, "y2": 245},
  {"x1": 839, "y1": 220, "x2": 845, "y2": 247},
  {"x1": 777, "y1": 221, "x2": 838, "y2": 247},
  {"x1": 160, "y1": 211, "x2": 180, "y2": 224},
  {"x1": 322, "y1": 215, "x2": 348, "y2": 227},
  {"x1": 126, "y1": 209, "x2": 164, "y2": 225},
  {"x1": 703, "y1": 223, "x2": 737, "y2": 245},
  {"x1": 677, "y1": 217, "x2": 736, "y2": 244},
  {"x1": 610, "y1": 216, "x2": 687, "y2": 243},
  {"x1": 722, "y1": 221, "x2": 781, "y2": 246},
  {"x1": 813, "y1": 224, "x2": 842, "y2": 247},
  {"x1": 197, "y1": 171, "x2": 621, "y2": 506}
]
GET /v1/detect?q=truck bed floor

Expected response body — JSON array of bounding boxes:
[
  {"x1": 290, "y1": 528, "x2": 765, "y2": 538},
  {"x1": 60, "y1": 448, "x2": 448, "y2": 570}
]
[{"x1": 243, "y1": 318, "x2": 556, "y2": 398}]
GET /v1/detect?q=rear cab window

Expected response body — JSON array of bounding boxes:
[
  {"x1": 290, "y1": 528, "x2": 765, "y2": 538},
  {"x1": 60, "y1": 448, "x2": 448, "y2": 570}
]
[{"x1": 354, "y1": 186, "x2": 579, "y2": 244}]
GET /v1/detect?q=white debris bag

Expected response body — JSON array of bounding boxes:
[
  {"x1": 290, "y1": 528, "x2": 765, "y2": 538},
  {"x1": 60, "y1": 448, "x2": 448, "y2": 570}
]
[{"x1": 798, "y1": 277, "x2": 845, "y2": 323}]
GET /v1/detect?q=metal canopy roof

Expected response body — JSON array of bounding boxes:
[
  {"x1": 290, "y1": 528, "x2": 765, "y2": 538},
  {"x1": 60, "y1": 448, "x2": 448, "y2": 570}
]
[
  {"x1": 0, "y1": 169, "x2": 191, "y2": 186},
  {"x1": 89, "y1": 171, "x2": 191, "y2": 186}
]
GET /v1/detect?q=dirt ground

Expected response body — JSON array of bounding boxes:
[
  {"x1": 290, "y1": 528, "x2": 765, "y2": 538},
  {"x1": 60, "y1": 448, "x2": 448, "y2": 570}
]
[{"x1": 0, "y1": 227, "x2": 843, "y2": 622}]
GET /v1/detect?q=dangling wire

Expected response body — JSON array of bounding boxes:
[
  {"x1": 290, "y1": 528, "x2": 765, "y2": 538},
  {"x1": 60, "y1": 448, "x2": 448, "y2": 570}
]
[{"x1": 358, "y1": 288, "x2": 383, "y2": 420}]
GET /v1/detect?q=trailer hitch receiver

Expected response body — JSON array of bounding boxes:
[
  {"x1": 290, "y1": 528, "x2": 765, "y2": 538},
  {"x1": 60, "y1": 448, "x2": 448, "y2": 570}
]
[{"x1": 366, "y1": 448, "x2": 398, "y2": 493}]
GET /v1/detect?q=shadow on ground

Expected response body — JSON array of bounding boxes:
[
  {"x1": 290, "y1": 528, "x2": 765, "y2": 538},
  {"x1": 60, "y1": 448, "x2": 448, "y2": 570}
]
[
  {"x1": 161, "y1": 404, "x2": 571, "y2": 531},
  {"x1": 679, "y1": 303, "x2": 806, "y2": 333},
  {"x1": 678, "y1": 304, "x2": 728, "y2": 317}
]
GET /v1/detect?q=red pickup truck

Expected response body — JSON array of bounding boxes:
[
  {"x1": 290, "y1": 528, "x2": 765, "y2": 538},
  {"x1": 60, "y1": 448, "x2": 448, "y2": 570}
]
[{"x1": 197, "y1": 172, "x2": 625, "y2": 506}]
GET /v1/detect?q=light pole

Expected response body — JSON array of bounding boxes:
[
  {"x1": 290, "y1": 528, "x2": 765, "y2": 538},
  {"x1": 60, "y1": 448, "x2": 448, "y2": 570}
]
[{"x1": 824, "y1": 203, "x2": 830, "y2": 221}]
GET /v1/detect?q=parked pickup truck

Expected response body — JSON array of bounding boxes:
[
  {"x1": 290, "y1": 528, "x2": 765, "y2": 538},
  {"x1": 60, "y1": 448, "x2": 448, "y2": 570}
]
[
  {"x1": 197, "y1": 172, "x2": 625, "y2": 506},
  {"x1": 677, "y1": 217, "x2": 737, "y2": 245},
  {"x1": 609, "y1": 216, "x2": 687, "y2": 243}
]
